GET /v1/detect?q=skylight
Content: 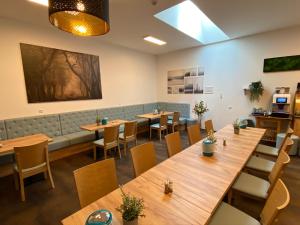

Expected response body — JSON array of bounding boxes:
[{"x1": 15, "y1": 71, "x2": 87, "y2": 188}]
[{"x1": 154, "y1": 0, "x2": 229, "y2": 45}]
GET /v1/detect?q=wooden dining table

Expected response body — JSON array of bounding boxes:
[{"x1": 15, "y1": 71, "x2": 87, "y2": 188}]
[
  {"x1": 0, "y1": 134, "x2": 52, "y2": 156},
  {"x1": 80, "y1": 119, "x2": 128, "y2": 139},
  {"x1": 137, "y1": 111, "x2": 173, "y2": 132},
  {"x1": 62, "y1": 125, "x2": 265, "y2": 225}
]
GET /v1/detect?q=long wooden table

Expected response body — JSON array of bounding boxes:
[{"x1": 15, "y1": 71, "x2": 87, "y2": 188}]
[
  {"x1": 62, "y1": 125, "x2": 265, "y2": 225},
  {"x1": 0, "y1": 134, "x2": 52, "y2": 156},
  {"x1": 80, "y1": 119, "x2": 128, "y2": 139}
]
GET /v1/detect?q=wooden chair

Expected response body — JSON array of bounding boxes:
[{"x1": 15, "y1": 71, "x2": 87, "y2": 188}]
[
  {"x1": 150, "y1": 114, "x2": 168, "y2": 141},
  {"x1": 165, "y1": 131, "x2": 182, "y2": 157},
  {"x1": 187, "y1": 123, "x2": 202, "y2": 145},
  {"x1": 130, "y1": 142, "x2": 157, "y2": 177},
  {"x1": 13, "y1": 140, "x2": 55, "y2": 201},
  {"x1": 93, "y1": 125, "x2": 121, "y2": 160},
  {"x1": 73, "y1": 159, "x2": 118, "y2": 208},
  {"x1": 205, "y1": 119, "x2": 214, "y2": 134},
  {"x1": 119, "y1": 121, "x2": 137, "y2": 156},
  {"x1": 229, "y1": 140, "x2": 291, "y2": 204},
  {"x1": 255, "y1": 128, "x2": 294, "y2": 157},
  {"x1": 167, "y1": 111, "x2": 180, "y2": 133},
  {"x1": 209, "y1": 179, "x2": 290, "y2": 225},
  {"x1": 245, "y1": 137, "x2": 293, "y2": 174}
]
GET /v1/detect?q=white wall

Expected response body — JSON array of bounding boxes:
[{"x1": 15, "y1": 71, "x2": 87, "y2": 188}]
[
  {"x1": 157, "y1": 26, "x2": 300, "y2": 129},
  {"x1": 0, "y1": 18, "x2": 157, "y2": 120}
]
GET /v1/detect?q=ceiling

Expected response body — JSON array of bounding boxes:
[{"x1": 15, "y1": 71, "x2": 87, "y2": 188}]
[{"x1": 1, "y1": 0, "x2": 300, "y2": 55}]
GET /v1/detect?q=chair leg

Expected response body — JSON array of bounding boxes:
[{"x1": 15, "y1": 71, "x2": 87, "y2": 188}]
[
  {"x1": 159, "y1": 130, "x2": 162, "y2": 141},
  {"x1": 172, "y1": 126, "x2": 174, "y2": 133},
  {"x1": 104, "y1": 148, "x2": 107, "y2": 160},
  {"x1": 118, "y1": 144, "x2": 122, "y2": 159},
  {"x1": 47, "y1": 166, "x2": 55, "y2": 189},
  {"x1": 13, "y1": 171, "x2": 19, "y2": 191},
  {"x1": 150, "y1": 128, "x2": 152, "y2": 140},
  {"x1": 19, "y1": 176, "x2": 25, "y2": 202},
  {"x1": 93, "y1": 145, "x2": 97, "y2": 160}
]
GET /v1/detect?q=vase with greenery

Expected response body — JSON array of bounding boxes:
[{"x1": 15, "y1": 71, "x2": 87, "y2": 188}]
[
  {"x1": 96, "y1": 115, "x2": 100, "y2": 126},
  {"x1": 233, "y1": 119, "x2": 240, "y2": 134},
  {"x1": 202, "y1": 131, "x2": 216, "y2": 157},
  {"x1": 117, "y1": 186, "x2": 145, "y2": 225},
  {"x1": 249, "y1": 81, "x2": 264, "y2": 102},
  {"x1": 193, "y1": 100, "x2": 209, "y2": 123}
]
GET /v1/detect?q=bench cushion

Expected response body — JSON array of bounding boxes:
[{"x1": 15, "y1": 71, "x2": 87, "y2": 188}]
[
  {"x1": 5, "y1": 115, "x2": 62, "y2": 139},
  {"x1": 60, "y1": 110, "x2": 97, "y2": 135},
  {"x1": 48, "y1": 136, "x2": 70, "y2": 152},
  {"x1": 97, "y1": 107, "x2": 125, "y2": 120},
  {"x1": 0, "y1": 120, "x2": 7, "y2": 140},
  {"x1": 64, "y1": 131, "x2": 96, "y2": 145},
  {"x1": 124, "y1": 104, "x2": 144, "y2": 120},
  {"x1": 143, "y1": 103, "x2": 158, "y2": 113},
  {"x1": 165, "y1": 102, "x2": 190, "y2": 118}
]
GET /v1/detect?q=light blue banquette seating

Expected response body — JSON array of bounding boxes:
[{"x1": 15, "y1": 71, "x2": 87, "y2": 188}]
[{"x1": 0, "y1": 102, "x2": 196, "y2": 165}]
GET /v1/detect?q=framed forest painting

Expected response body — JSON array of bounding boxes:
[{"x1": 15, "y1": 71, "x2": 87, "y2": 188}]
[{"x1": 20, "y1": 43, "x2": 102, "y2": 103}]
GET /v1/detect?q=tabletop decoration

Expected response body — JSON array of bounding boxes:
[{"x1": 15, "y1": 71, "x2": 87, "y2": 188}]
[
  {"x1": 102, "y1": 117, "x2": 108, "y2": 125},
  {"x1": 164, "y1": 179, "x2": 173, "y2": 194},
  {"x1": 193, "y1": 100, "x2": 209, "y2": 124},
  {"x1": 233, "y1": 119, "x2": 241, "y2": 134},
  {"x1": 96, "y1": 115, "x2": 101, "y2": 126},
  {"x1": 117, "y1": 186, "x2": 145, "y2": 225},
  {"x1": 202, "y1": 131, "x2": 216, "y2": 157},
  {"x1": 223, "y1": 138, "x2": 227, "y2": 146},
  {"x1": 85, "y1": 209, "x2": 112, "y2": 225}
]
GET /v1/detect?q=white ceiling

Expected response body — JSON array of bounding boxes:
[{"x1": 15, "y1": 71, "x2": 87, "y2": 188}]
[{"x1": 1, "y1": 0, "x2": 300, "y2": 55}]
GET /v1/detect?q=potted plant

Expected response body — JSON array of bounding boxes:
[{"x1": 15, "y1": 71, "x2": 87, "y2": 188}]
[
  {"x1": 248, "y1": 81, "x2": 264, "y2": 102},
  {"x1": 233, "y1": 119, "x2": 240, "y2": 134},
  {"x1": 96, "y1": 115, "x2": 100, "y2": 126},
  {"x1": 202, "y1": 131, "x2": 216, "y2": 157},
  {"x1": 117, "y1": 186, "x2": 145, "y2": 225},
  {"x1": 193, "y1": 100, "x2": 209, "y2": 124}
]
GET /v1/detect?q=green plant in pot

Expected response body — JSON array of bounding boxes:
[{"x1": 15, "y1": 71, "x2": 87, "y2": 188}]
[
  {"x1": 249, "y1": 81, "x2": 264, "y2": 102},
  {"x1": 117, "y1": 186, "x2": 145, "y2": 225},
  {"x1": 193, "y1": 100, "x2": 209, "y2": 124},
  {"x1": 233, "y1": 119, "x2": 241, "y2": 134},
  {"x1": 96, "y1": 115, "x2": 100, "y2": 126},
  {"x1": 202, "y1": 131, "x2": 217, "y2": 157}
]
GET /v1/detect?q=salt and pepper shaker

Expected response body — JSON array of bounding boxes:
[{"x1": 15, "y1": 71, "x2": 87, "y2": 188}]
[
  {"x1": 164, "y1": 179, "x2": 173, "y2": 194},
  {"x1": 223, "y1": 138, "x2": 227, "y2": 146}
]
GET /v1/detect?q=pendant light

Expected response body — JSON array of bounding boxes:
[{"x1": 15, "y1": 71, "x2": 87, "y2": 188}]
[{"x1": 48, "y1": 0, "x2": 110, "y2": 36}]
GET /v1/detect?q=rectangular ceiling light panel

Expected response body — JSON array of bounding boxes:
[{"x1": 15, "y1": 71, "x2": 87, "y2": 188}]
[
  {"x1": 154, "y1": 0, "x2": 229, "y2": 45},
  {"x1": 28, "y1": 0, "x2": 48, "y2": 7},
  {"x1": 144, "y1": 36, "x2": 167, "y2": 45}
]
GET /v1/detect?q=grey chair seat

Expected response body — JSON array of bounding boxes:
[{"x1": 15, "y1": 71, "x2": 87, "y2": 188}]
[
  {"x1": 48, "y1": 136, "x2": 70, "y2": 152},
  {"x1": 255, "y1": 144, "x2": 279, "y2": 156},
  {"x1": 209, "y1": 202, "x2": 260, "y2": 225},
  {"x1": 232, "y1": 172, "x2": 270, "y2": 199},
  {"x1": 94, "y1": 139, "x2": 104, "y2": 146},
  {"x1": 64, "y1": 131, "x2": 95, "y2": 145},
  {"x1": 246, "y1": 156, "x2": 275, "y2": 173}
]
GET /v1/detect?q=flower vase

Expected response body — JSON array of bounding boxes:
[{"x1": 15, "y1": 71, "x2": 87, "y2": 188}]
[
  {"x1": 202, "y1": 139, "x2": 216, "y2": 157},
  {"x1": 197, "y1": 115, "x2": 202, "y2": 126},
  {"x1": 123, "y1": 218, "x2": 138, "y2": 225},
  {"x1": 234, "y1": 126, "x2": 240, "y2": 134}
]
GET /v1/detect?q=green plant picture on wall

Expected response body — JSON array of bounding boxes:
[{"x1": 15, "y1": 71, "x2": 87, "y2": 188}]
[
  {"x1": 263, "y1": 55, "x2": 300, "y2": 72},
  {"x1": 20, "y1": 43, "x2": 102, "y2": 103}
]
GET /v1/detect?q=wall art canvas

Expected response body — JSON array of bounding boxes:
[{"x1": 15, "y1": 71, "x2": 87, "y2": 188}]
[
  {"x1": 264, "y1": 55, "x2": 300, "y2": 73},
  {"x1": 20, "y1": 43, "x2": 102, "y2": 103},
  {"x1": 167, "y1": 67, "x2": 204, "y2": 94}
]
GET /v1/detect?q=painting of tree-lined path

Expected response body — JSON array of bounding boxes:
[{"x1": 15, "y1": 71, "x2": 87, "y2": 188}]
[{"x1": 20, "y1": 43, "x2": 102, "y2": 103}]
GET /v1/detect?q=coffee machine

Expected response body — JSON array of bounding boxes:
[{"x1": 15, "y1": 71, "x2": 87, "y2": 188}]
[{"x1": 271, "y1": 87, "x2": 291, "y2": 118}]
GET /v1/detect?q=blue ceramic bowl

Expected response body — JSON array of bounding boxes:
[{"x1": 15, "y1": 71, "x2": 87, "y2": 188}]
[{"x1": 86, "y1": 209, "x2": 112, "y2": 225}]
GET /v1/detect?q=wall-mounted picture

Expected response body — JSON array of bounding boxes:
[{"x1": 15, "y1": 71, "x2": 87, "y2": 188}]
[
  {"x1": 20, "y1": 43, "x2": 102, "y2": 103},
  {"x1": 263, "y1": 55, "x2": 300, "y2": 73},
  {"x1": 167, "y1": 67, "x2": 204, "y2": 94}
]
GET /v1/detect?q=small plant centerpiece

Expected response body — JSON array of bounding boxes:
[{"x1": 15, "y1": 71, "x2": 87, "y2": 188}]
[
  {"x1": 96, "y1": 115, "x2": 100, "y2": 126},
  {"x1": 193, "y1": 100, "x2": 209, "y2": 124},
  {"x1": 202, "y1": 131, "x2": 217, "y2": 157},
  {"x1": 248, "y1": 81, "x2": 264, "y2": 102},
  {"x1": 117, "y1": 186, "x2": 145, "y2": 225},
  {"x1": 233, "y1": 119, "x2": 241, "y2": 134}
]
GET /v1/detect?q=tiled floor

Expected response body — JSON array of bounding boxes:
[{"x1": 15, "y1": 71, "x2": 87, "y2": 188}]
[{"x1": 0, "y1": 130, "x2": 299, "y2": 225}]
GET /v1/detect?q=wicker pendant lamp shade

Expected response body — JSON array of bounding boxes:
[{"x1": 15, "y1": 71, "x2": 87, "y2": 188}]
[{"x1": 49, "y1": 0, "x2": 110, "y2": 36}]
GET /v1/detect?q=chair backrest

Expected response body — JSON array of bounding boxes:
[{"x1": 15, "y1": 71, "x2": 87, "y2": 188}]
[
  {"x1": 124, "y1": 121, "x2": 137, "y2": 140},
  {"x1": 172, "y1": 112, "x2": 180, "y2": 124},
  {"x1": 73, "y1": 158, "x2": 118, "y2": 208},
  {"x1": 260, "y1": 179, "x2": 290, "y2": 225},
  {"x1": 187, "y1": 123, "x2": 202, "y2": 145},
  {"x1": 160, "y1": 114, "x2": 168, "y2": 128},
  {"x1": 278, "y1": 128, "x2": 294, "y2": 153},
  {"x1": 268, "y1": 138, "x2": 292, "y2": 192},
  {"x1": 104, "y1": 125, "x2": 120, "y2": 145},
  {"x1": 14, "y1": 140, "x2": 48, "y2": 171},
  {"x1": 205, "y1": 120, "x2": 214, "y2": 133},
  {"x1": 130, "y1": 142, "x2": 157, "y2": 177},
  {"x1": 165, "y1": 132, "x2": 182, "y2": 157}
]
